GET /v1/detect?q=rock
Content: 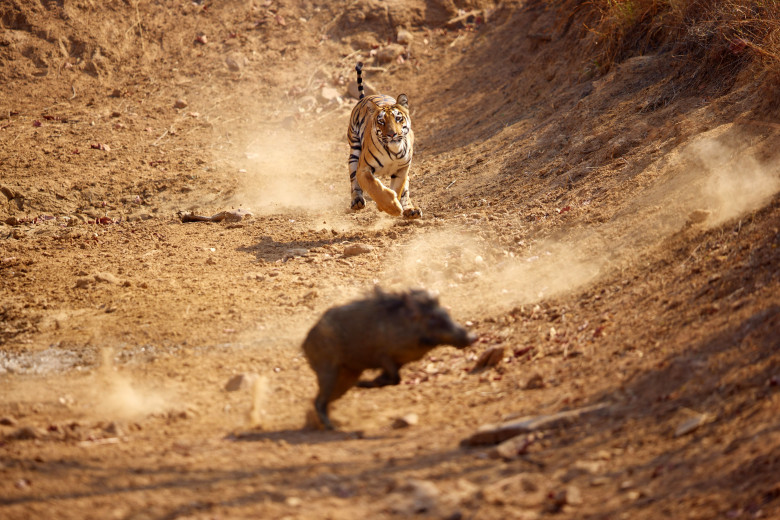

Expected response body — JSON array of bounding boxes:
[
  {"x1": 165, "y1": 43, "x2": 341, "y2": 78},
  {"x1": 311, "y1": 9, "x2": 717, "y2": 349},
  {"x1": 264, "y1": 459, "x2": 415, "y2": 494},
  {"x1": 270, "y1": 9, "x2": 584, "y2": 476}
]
[
  {"x1": 225, "y1": 373, "x2": 259, "y2": 392},
  {"x1": 94, "y1": 272, "x2": 120, "y2": 284},
  {"x1": 225, "y1": 55, "x2": 242, "y2": 72},
  {"x1": 491, "y1": 434, "x2": 534, "y2": 460},
  {"x1": 343, "y1": 243, "x2": 373, "y2": 257},
  {"x1": 6, "y1": 426, "x2": 45, "y2": 441},
  {"x1": 376, "y1": 44, "x2": 405, "y2": 63},
  {"x1": 75, "y1": 277, "x2": 92, "y2": 289},
  {"x1": 480, "y1": 473, "x2": 546, "y2": 507},
  {"x1": 561, "y1": 460, "x2": 605, "y2": 482},
  {"x1": 674, "y1": 413, "x2": 708, "y2": 437},
  {"x1": 390, "y1": 479, "x2": 440, "y2": 514},
  {"x1": 547, "y1": 485, "x2": 583, "y2": 512},
  {"x1": 5, "y1": 216, "x2": 19, "y2": 226},
  {"x1": 524, "y1": 372, "x2": 545, "y2": 389},
  {"x1": 347, "y1": 79, "x2": 378, "y2": 100},
  {"x1": 104, "y1": 421, "x2": 124, "y2": 436},
  {"x1": 318, "y1": 86, "x2": 341, "y2": 104},
  {"x1": 391, "y1": 413, "x2": 419, "y2": 429},
  {"x1": 0, "y1": 417, "x2": 18, "y2": 426},
  {"x1": 285, "y1": 496, "x2": 302, "y2": 507},
  {"x1": 470, "y1": 346, "x2": 505, "y2": 373},
  {"x1": 397, "y1": 28, "x2": 414, "y2": 45},
  {"x1": 462, "y1": 403, "x2": 610, "y2": 446},
  {"x1": 174, "y1": 99, "x2": 188, "y2": 109},
  {"x1": 284, "y1": 248, "x2": 309, "y2": 260}
]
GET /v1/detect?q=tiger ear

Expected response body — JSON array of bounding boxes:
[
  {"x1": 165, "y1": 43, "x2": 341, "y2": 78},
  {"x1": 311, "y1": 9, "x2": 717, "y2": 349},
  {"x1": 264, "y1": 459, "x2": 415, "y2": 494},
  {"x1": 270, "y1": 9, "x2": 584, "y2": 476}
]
[{"x1": 396, "y1": 94, "x2": 409, "y2": 109}]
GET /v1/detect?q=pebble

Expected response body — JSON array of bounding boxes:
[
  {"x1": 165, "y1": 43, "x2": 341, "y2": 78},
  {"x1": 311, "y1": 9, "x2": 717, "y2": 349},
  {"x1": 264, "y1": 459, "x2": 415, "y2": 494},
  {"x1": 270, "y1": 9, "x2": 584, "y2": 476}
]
[
  {"x1": 284, "y1": 248, "x2": 309, "y2": 259},
  {"x1": 7, "y1": 426, "x2": 45, "y2": 441},
  {"x1": 94, "y1": 272, "x2": 120, "y2": 284},
  {"x1": 391, "y1": 413, "x2": 419, "y2": 429},
  {"x1": 397, "y1": 28, "x2": 414, "y2": 45},
  {"x1": 470, "y1": 346, "x2": 504, "y2": 373},
  {"x1": 285, "y1": 496, "x2": 302, "y2": 507},
  {"x1": 343, "y1": 243, "x2": 373, "y2": 257},
  {"x1": 225, "y1": 55, "x2": 242, "y2": 72},
  {"x1": 390, "y1": 479, "x2": 440, "y2": 514},
  {"x1": 225, "y1": 373, "x2": 259, "y2": 392},
  {"x1": 0, "y1": 417, "x2": 18, "y2": 426},
  {"x1": 174, "y1": 99, "x2": 188, "y2": 109},
  {"x1": 318, "y1": 86, "x2": 341, "y2": 104},
  {"x1": 674, "y1": 413, "x2": 708, "y2": 437},
  {"x1": 74, "y1": 277, "x2": 92, "y2": 289},
  {"x1": 524, "y1": 372, "x2": 545, "y2": 389},
  {"x1": 376, "y1": 43, "x2": 405, "y2": 63}
]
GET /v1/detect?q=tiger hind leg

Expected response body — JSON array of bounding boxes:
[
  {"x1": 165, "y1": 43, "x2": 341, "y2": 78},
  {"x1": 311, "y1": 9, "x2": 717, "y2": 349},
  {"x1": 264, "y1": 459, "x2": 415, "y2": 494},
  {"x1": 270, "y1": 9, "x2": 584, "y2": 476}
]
[{"x1": 390, "y1": 168, "x2": 421, "y2": 219}]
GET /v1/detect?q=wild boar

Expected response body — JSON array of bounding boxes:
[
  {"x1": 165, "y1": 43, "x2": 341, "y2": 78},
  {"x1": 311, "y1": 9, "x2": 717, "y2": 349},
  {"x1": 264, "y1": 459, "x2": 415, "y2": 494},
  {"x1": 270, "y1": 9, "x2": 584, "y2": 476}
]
[{"x1": 302, "y1": 288, "x2": 476, "y2": 430}]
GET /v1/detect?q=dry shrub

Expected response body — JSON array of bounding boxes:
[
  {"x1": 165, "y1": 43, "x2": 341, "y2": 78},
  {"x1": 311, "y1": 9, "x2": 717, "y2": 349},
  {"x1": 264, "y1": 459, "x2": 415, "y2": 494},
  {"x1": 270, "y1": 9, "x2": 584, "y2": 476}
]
[{"x1": 575, "y1": 0, "x2": 780, "y2": 77}]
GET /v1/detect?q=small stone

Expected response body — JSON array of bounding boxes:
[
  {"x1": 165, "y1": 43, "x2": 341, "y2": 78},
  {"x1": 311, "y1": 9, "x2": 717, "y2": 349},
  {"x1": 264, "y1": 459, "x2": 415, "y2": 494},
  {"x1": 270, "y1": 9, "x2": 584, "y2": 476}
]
[
  {"x1": 285, "y1": 497, "x2": 302, "y2": 507},
  {"x1": 225, "y1": 373, "x2": 259, "y2": 392},
  {"x1": 75, "y1": 277, "x2": 92, "y2": 289},
  {"x1": 674, "y1": 413, "x2": 708, "y2": 437},
  {"x1": 525, "y1": 373, "x2": 545, "y2": 389},
  {"x1": 491, "y1": 434, "x2": 533, "y2": 460},
  {"x1": 174, "y1": 99, "x2": 188, "y2": 109},
  {"x1": 318, "y1": 86, "x2": 341, "y2": 104},
  {"x1": 343, "y1": 243, "x2": 373, "y2": 257},
  {"x1": 94, "y1": 272, "x2": 120, "y2": 284},
  {"x1": 563, "y1": 485, "x2": 582, "y2": 505},
  {"x1": 470, "y1": 346, "x2": 505, "y2": 373},
  {"x1": 397, "y1": 28, "x2": 414, "y2": 45},
  {"x1": 104, "y1": 422, "x2": 124, "y2": 436},
  {"x1": 0, "y1": 417, "x2": 18, "y2": 426},
  {"x1": 376, "y1": 44, "x2": 405, "y2": 63},
  {"x1": 390, "y1": 479, "x2": 440, "y2": 514},
  {"x1": 391, "y1": 413, "x2": 419, "y2": 429},
  {"x1": 284, "y1": 248, "x2": 309, "y2": 259},
  {"x1": 7, "y1": 426, "x2": 44, "y2": 441},
  {"x1": 225, "y1": 55, "x2": 242, "y2": 72}
]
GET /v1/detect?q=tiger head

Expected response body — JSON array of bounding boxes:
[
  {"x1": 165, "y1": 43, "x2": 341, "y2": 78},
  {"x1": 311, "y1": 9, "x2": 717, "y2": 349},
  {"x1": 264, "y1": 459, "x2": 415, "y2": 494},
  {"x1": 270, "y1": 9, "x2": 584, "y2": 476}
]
[{"x1": 373, "y1": 94, "x2": 411, "y2": 152}]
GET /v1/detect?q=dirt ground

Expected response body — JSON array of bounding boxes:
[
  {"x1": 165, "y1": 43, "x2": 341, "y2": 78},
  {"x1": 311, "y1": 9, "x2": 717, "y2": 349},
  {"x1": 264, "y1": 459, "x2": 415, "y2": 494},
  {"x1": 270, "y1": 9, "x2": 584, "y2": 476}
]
[{"x1": 1, "y1": 1, "x2": 779, "y2": 519}]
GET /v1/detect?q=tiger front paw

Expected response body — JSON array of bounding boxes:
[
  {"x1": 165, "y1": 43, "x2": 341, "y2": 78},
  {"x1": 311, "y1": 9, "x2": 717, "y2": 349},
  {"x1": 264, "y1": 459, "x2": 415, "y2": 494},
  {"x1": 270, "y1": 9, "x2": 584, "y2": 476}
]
[
  {"x1": 378, "y1": 198, "x2": 403, "y2": 217},
  {"x1": 350, "y1": 195, "x2": 365, "y2": 211},
  {"x1": 403, "y1": 208, "x2": 422, "y2": 220}
]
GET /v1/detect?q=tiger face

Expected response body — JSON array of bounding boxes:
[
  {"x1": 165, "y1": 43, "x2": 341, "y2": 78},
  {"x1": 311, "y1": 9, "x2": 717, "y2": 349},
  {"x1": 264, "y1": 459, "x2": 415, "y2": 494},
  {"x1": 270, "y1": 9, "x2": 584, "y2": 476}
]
[{"x1": 374, "y1": 96, "x2": 410, "y2": 153}]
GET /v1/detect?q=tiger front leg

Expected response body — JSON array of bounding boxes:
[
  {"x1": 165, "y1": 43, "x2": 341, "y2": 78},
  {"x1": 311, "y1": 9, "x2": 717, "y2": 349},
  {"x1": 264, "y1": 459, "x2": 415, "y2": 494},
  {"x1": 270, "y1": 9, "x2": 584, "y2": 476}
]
[
  {"x1": 348, "y1": 150, "x2": 365, "y2": 211},
  {"x1": 356, "y1": 164, "x2": 403, "y2": 217},
  {"x1": 390, "y1": 166, "x2": 422, "y2": 219}
]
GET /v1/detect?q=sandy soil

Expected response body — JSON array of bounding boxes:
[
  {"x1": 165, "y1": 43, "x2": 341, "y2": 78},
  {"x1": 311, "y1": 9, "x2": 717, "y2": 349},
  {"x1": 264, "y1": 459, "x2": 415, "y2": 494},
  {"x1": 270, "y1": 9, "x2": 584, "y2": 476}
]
[{"x1": 1, "y1": 1, "x2": 778, "y2": 519}]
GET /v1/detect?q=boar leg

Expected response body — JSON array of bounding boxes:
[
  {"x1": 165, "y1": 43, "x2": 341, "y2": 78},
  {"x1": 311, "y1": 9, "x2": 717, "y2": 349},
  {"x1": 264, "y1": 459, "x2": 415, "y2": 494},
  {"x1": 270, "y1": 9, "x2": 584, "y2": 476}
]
[
  {"x1": 356, "y1": 363, "x2": 401, "y2": 388},
  {"x1": 314, "y1": 366, "x2": 362, "y2": 430}
]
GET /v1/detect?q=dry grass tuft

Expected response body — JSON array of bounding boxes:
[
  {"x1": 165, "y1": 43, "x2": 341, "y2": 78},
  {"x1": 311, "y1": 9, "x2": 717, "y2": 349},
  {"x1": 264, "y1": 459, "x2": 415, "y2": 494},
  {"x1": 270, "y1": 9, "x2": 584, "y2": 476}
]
[{"x1": 574, "y1": 0, "x2": 780, "y2": 78}]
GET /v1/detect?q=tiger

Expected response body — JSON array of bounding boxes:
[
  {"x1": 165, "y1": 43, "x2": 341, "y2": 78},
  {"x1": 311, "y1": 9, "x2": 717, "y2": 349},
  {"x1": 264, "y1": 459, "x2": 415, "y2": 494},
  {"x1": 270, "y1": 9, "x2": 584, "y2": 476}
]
[{"x1": 347, "y1": 62, "x2": 421, "y2": 219}]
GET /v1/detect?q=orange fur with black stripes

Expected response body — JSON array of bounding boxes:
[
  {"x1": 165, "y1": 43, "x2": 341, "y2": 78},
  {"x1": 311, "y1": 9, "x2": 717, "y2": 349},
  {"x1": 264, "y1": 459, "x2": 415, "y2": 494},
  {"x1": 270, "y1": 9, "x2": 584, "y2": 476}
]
[{"x1": 347, "y1": 63, "x2": 420, "y2": 218}]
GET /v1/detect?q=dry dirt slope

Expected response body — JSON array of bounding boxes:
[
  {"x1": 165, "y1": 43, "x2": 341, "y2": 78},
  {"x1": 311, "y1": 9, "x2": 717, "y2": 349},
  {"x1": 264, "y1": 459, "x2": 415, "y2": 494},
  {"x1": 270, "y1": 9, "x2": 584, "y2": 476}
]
[{"x1": 1, "y1": 1, "x2": 779, "y2": 519}]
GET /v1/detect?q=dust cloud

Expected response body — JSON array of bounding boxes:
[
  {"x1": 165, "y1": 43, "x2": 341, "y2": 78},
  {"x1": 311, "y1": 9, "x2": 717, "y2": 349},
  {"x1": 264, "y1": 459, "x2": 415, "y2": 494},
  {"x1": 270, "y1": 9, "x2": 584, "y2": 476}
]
[
  {"x1": 381, "y1": 128, "x2": 779, "y2": 318},
  {"x1": 93, "y1": 348, "x2": 168, "y2": 419},
  {"x1": 235, "y1": 127, "x2": 344, "y2": 215}
]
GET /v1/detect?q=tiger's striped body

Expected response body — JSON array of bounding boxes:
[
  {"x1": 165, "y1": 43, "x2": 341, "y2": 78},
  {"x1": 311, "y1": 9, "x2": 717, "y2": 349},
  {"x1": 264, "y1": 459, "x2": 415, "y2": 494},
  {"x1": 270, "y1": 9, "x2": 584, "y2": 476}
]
[{"x1": 347, "y1": 63, "x2": 420, "y2": 218}]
